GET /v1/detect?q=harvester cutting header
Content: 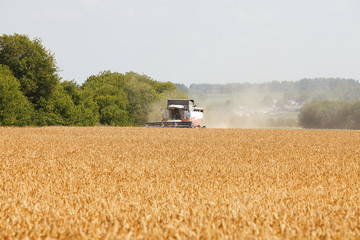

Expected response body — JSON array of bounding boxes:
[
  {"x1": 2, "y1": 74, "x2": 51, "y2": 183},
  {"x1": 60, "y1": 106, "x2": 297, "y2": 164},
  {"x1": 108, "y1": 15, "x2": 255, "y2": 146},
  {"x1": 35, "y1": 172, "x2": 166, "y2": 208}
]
[{"x1": 145, "y1": 99, "x2": 205, "y2": 128}]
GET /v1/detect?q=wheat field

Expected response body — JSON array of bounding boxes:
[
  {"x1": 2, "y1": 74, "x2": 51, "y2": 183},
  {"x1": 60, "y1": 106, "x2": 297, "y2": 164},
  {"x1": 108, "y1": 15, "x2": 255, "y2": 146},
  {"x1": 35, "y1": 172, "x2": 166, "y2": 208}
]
[{"x1": 0, "y1": 127, "x2": 359, "y2": 239}]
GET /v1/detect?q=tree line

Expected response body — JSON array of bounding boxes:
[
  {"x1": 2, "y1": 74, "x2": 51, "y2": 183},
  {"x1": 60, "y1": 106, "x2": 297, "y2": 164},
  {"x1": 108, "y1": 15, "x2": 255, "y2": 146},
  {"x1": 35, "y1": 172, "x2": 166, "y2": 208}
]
[
  {"x1": 298, "y1": 100, "x2": 360, "y2": 129},
  {"x1": 187, "y1": 78, "x2": 360, "y2": 103},
  {"x1": 0, "y1": 34, "x2": 186, "y2": 126}
]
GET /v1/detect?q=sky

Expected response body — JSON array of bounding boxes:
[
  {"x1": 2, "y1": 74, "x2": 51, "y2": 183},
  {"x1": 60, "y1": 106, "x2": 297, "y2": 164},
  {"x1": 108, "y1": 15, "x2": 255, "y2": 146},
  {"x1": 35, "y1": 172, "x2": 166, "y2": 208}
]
[{"x1": 1, "y1": 0, "x2": 360, "y2": 86}]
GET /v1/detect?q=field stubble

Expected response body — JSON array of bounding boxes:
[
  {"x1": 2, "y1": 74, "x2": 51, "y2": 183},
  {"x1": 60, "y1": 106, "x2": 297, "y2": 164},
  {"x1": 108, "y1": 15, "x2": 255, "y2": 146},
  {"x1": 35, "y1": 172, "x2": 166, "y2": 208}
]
[{"x1": 0, "y1": 127, "x2": 359, "y2": 239}]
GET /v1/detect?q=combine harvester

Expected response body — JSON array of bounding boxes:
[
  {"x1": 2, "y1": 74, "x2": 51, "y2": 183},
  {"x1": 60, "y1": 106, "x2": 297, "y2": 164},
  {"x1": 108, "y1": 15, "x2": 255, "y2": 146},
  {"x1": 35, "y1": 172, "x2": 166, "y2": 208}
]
[{"x1": 145, "y1": 99, "x2": 205, "y2": 128}]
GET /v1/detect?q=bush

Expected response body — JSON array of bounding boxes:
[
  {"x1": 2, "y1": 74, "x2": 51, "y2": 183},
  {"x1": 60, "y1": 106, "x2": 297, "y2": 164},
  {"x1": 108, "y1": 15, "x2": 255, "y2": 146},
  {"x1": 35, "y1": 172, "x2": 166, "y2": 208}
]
[{"x1": 299, "y1": 100, "x2": 358, "y2": 129}]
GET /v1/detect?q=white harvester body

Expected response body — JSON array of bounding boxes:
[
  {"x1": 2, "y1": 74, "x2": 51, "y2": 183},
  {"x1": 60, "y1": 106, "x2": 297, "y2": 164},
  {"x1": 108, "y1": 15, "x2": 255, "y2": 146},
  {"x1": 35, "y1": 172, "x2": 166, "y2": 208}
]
[{"x1": 145, "y1": 99, "x2": 205, "y2": 128}]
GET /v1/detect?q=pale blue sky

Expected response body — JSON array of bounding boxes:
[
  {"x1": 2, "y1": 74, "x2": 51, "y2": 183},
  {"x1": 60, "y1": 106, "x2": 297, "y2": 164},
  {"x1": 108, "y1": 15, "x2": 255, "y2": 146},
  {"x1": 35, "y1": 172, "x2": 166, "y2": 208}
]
[{"x1": 1, "y1": 0, "x2": 359, "y2": 85}]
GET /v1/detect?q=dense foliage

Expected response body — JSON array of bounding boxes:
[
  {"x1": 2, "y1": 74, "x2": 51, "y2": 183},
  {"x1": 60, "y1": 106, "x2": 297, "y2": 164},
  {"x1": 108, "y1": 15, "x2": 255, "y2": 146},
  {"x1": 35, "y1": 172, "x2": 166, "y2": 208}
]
[
  {"x1": 299, "y1": 101, "x2": 360, "y2": 129},
  {"x1": 0, "y1": 34, "x2": 187, "y2": 126},
  {"x1": 0, "y1": 65, "x2": 33, "y2": 126},
  {"x1": 0, "y1": 34, "x2": 59, "y2": 105}
]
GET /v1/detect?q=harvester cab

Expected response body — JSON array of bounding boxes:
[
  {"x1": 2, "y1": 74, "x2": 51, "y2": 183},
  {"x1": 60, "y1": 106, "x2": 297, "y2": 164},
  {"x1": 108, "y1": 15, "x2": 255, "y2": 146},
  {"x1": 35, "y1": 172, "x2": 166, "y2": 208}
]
[{"x1": 145, "y1": 99, "x2": 205, "y2": 128}]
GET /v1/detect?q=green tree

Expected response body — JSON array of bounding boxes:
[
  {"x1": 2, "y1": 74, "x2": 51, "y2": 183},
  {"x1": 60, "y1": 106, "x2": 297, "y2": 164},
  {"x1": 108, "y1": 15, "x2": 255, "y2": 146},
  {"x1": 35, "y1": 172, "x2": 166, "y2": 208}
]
[
  {"x1": 349, "y1": 102, "x2": 360, "y2": 129},
  {"x1": 61, "y1": 80, "x2": 99, "y2": 126},
  {"x1": 299, "y1": 100, "x2": 354, "y2": 129},
  {"x1": 33, "y1": 85, "x2": 77, "y2": 126},
  {"x1": 61, "y1": 80, "x2": 81, "y2": 104},
  {"x1": 73, "y1": 88, "x2": 99, "y2": 126},
  {"x1": 0, "y1": 34, "x2": 59, "y2": 105},
  {"x1": 124, "y1": 72, "x2": 158, "y2": 125},
  {"x1": 100, "y1": 105, "x2": 128, "y2": 126},
  {"x1": 83, "y1": 71, "x2": 130, "y2": 125},
  {"x1": 0, "y1": 65, "x2": 33, "y2": 126}
]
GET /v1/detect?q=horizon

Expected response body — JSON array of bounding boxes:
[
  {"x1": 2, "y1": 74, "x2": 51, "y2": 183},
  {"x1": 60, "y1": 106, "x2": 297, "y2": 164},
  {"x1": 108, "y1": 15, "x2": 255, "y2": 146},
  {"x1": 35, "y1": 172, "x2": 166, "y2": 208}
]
[{"x1": 180, "y1": 77, "x2": 360, "y2": 88}]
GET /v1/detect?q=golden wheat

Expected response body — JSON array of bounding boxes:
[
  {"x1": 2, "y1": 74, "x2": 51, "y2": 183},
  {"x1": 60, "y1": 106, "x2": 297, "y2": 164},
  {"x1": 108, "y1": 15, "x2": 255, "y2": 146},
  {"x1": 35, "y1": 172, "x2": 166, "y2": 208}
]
[{"x1": 0, "y1": 127, "x2": 359, "y2": 239}]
